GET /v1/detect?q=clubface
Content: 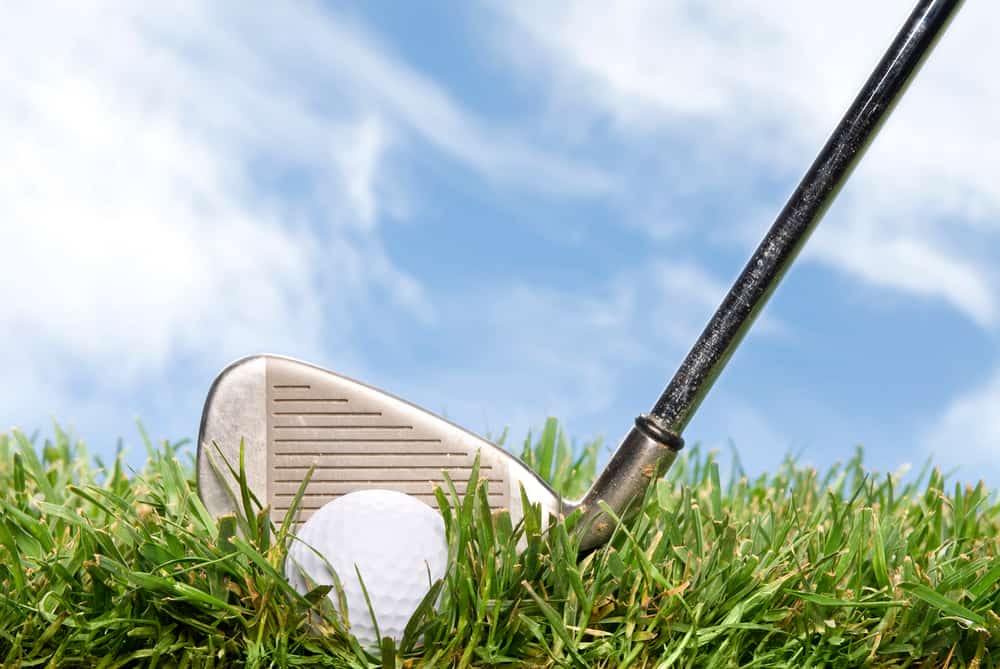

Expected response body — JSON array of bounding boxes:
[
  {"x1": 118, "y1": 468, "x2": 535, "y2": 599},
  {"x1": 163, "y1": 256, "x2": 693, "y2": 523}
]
[{"x1": 197, "y1": 355, "x2": 564, "y2": 528}]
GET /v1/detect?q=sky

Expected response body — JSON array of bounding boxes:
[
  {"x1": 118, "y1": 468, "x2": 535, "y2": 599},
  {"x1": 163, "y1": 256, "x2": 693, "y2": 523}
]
[{"x1": 3, "y1": 1, "x2": 1000, "y2": 489}]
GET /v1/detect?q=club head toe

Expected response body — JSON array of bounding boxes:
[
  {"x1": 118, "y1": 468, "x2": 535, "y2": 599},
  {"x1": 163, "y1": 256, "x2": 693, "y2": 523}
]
[{"x1": 197, "y1": 355, "x2": 268, "y2": 519}]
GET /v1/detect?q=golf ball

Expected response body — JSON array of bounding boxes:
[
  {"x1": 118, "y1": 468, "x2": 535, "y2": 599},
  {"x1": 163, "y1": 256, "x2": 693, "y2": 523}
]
[{"x1": 284, "y1": 489, "x2": 448, "y2": 647}]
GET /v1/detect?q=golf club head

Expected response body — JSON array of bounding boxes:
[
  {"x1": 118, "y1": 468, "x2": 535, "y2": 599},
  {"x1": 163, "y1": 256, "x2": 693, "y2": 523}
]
[{"x1": 197, "y1": 355, "x2": 566, "y2": 530}]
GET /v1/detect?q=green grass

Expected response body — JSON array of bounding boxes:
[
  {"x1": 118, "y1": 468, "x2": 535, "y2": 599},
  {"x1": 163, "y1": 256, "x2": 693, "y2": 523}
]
[{"x1": 1, "y1": 422, "x2": 998, "y2": 668}]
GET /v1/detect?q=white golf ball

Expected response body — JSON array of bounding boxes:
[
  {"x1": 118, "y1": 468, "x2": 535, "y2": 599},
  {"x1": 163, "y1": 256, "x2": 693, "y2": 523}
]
[{"x1": 284, "y1": 489, "x2": 448, "y2": 647}]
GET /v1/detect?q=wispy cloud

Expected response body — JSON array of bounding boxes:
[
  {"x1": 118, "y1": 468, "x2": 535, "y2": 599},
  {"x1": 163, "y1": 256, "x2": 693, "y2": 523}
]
[
  {"x1": 0, "y1": 2, "x2": 604, "y2": 438},
  {"x1": 490, "y1": 0, "x2": 1000, "y2": 327},
  {"x1": 214, "y1": 3, "x2": 613, "y2": 197},
  {"x1": 923, "y1": 369, "x2": 1000, "y2": 483},
  {"x1": 2, "y1": 5, "x2": 393, "y2": 381},
  {"x1": 417, "y1": 257, "x2": 781, "y2": 444},
  {"x1": 810, "y1": 218, "x2": 995, "y2": 327}
]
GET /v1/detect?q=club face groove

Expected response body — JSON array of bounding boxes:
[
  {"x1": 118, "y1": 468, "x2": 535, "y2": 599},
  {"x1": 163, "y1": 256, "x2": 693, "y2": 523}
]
[{"x1": 196, "y1": 355, "x2": 562, "y2": 526}]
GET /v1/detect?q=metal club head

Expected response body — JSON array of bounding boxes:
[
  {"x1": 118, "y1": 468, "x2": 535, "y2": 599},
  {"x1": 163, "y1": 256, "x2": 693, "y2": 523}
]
[
  {"x1": 198, "y1": 355, "x2": 678, "y2": 550},
  {"x1": 197, "y1": 355, "x2": 565, "y2": 528}
]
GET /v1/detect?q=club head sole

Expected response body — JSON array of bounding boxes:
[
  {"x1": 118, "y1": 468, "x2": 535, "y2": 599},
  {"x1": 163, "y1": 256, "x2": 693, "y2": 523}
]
[{"x1": 197, "y1": 355, "x2": 563, "y2": 526}]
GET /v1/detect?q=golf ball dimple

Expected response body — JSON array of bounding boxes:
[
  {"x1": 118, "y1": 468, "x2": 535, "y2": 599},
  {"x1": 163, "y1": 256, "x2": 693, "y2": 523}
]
[{"x1": 284, "y1": 489, "x2": 448, "y2": 647}]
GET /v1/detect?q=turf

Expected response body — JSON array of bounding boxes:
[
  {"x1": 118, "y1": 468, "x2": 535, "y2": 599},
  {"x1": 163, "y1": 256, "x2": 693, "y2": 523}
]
[{"x1": 0, "y1": 422, "x2": 998, "y2": 668}]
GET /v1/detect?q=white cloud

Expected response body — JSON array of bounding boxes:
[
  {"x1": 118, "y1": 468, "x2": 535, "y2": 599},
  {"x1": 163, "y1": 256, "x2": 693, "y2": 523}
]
[
  {"x1": 810, "y1": 220, "x2": 995, "y2": 327},
  {"x1": 2, "y1": 1, "x2": 606, "y2": 434},
  {"x1": 923, "y1": 370, "x2": 1000, "y2": 483},
  {"x1": 334, "y1": 118, "x2": 386, "y2": 230},
  {"x1": 490, "y1": 0, "x2": 1000, "y2": 327},
  {"x1": 1, "y1": 5, "x2": 393, "y2": 387},
  {"x1": 212, "y1": 4, "x2": 613, "y2": 198},
  {"x1": 418, "y1": 257, "x2": 776, "y2": 444}
]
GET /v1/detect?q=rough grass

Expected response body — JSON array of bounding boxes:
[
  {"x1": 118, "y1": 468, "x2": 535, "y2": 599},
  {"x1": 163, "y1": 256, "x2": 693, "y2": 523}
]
[{"x1": 1, "y1": 422, "x2": 998, "y2": 668}]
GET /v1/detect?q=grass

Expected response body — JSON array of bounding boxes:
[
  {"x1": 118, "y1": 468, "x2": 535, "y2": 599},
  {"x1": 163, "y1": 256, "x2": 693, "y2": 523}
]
[{"x1": 1, "y1": 422, "x2": 999, "y2": 668}]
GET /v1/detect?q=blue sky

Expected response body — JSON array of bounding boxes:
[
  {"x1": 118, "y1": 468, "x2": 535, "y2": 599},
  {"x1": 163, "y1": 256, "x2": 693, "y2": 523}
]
[{"x1": 3, "y1": 1, "x2": 1000, "y2": 488}]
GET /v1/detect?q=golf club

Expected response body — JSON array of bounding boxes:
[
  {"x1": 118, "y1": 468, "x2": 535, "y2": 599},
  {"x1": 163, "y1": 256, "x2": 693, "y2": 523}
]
[{"x1": 197, "y1": 0, "x2": 962, "y2": 552}]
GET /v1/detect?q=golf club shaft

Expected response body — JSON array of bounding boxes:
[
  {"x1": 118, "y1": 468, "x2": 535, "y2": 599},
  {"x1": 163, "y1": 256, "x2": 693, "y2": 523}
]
[
  {"x1": 649, "y1": 0, "x2": 963, "y2": 434},
  {"x1": 575, "y1": 0, "x2": 962, "y2": 552}
]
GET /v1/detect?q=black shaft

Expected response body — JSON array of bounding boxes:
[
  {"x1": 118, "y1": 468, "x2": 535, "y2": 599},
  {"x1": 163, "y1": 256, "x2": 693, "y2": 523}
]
[{"x1": 650, "y1": 0, "x2": 963, "y2": 432}]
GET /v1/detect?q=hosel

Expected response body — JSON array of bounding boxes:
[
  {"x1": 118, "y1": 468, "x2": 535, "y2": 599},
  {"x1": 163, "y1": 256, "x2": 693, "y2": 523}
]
[{"x1": 575, "y1": 415, "x2": 683, "y2": 552}]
